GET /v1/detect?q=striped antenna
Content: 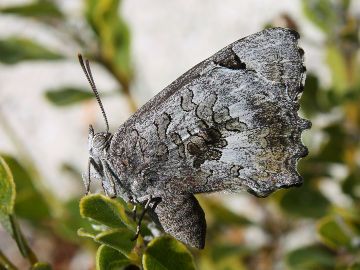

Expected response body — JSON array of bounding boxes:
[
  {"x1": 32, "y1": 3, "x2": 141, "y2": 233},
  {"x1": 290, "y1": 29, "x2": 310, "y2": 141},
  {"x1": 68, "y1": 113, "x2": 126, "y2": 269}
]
[{"x1": 78, "y1": 53, "x2": 109, "y2": 133}]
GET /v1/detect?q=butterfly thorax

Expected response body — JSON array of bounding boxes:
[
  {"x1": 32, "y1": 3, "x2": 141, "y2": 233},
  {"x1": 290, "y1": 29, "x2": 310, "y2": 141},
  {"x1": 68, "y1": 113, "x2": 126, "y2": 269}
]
[{"x1": 87, "y1": 125, "x2": 133, "y2": 202}]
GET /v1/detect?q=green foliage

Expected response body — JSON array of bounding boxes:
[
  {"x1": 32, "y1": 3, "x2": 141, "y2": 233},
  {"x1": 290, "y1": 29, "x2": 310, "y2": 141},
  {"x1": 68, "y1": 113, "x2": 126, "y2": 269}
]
[
  {"x1": 80, "y1": 194, "x2": 134, "y2": 229},
  {"x1": 45, "y1": 87, "x2": 94, "y2": 106},
  {"x1": 96, "y1": 245, "x2": 132, "y2": 270},
  {"x1": 342, "y1": 172, "x2": 360, "y2": 199},
  {"x1": 279, "y1": 181, "x2": 330, "y2": 218},
  {"x1": 79, "y1": 194, "x2": 141, "y2": 268},
  {"x1": 0, "y1": 37, "x2": 63, "y2": 64},
  {"x1": 285, "y1": 245, "x2": 335, "y2": 270},
  {"x1": 349, "y1": 262, "x2": 360, "y2": 270},
  {"x1": 143, "y1": 236, "x2": 196, "y2": 270},
  {"x1": 1, "y1": 155, "x2": 50, "y2": 222},
  {"x1": 317, "y1": 215, "x2": 357, "y2": 251},
  {"x1": 326, "y1": 44, "x2": 349, "y2": 92},
  {"x1": 0, "y1": 156, "x2": 16, "y2": 237},
  {"x1": 209, "y1": 244, "x2": 249, "y2": 262},
  {"x1": 30, "y1": 262, "x2": 52, "y2": 270},
  {"x1": 85, "y1": 0, "x2": 132, "y2": 89},
  {"x1": 78, "y1": 194, "x2": 198, "y2": 269},
  {"x1": 0, "y1": 1, "x2": 63, "y2": 19},
  {"x1": 203, "y1": 199, "x2": 252, "y2": 227},
  {"x1": 302, "y1": 0, "x2": 340, "y2": 35},
  {"x1": 0, "y1": 156, "x2": 51, "y2": 268},
  {"x1": 95, "y1": 229, "x2": 137, "y2": 258}
]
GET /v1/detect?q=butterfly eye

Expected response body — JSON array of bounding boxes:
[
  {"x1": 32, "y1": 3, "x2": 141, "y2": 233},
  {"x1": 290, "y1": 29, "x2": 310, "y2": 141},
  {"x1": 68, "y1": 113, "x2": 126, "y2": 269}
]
[{"x1": 93, "y1": 134, "x2": 106, "y2": 149}]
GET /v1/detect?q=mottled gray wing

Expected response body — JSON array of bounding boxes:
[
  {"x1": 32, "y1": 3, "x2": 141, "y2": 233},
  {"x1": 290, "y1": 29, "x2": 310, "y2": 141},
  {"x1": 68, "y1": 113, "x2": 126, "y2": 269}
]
[{"x1": 110, "y1": 27, "x2": 310, "y2": 198}]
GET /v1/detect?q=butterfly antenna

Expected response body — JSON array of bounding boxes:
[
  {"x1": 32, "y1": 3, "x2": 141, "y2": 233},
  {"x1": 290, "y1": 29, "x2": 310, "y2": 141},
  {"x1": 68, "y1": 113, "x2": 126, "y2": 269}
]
[{"x1": 78, "y1": 53, "x2": 109, "y2": 133}]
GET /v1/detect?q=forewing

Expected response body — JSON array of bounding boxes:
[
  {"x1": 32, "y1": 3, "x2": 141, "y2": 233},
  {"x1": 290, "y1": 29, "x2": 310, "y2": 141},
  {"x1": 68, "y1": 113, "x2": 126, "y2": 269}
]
[{"x1": 110, "y1": 27, "x2": 310, "y2": 197}]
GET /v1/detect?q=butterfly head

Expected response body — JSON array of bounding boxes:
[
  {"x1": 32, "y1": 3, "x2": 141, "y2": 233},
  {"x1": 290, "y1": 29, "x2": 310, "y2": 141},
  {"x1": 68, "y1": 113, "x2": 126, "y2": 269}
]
[{"x1": 88, "y1": 125, "x2": 112, "y2": 159}]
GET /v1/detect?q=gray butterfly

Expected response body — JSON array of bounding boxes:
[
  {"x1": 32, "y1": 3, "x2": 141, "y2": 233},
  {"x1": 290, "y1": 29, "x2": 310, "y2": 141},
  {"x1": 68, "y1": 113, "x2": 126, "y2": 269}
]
[{"x1": 79, "y1": 27, "x2": 311, "y2": 249}]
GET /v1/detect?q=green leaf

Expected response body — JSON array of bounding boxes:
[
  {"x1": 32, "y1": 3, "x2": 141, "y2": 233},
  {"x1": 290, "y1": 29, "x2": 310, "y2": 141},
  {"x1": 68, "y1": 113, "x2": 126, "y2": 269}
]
[
  {"x1": 316, "y1": 124, "x2": 347, "y2": 163},
  {"x1": 95, "y1": 229, "x2": 137, "y2": 258},
  {"x1": 30, "y1": 262, "x2": 52, "y2": 270},
  {"x1": 299, "y1": 74, "x2": 321, "y2": 116},
  {"x1": 80, "y1": 194, "x2": 135, "y2": 230},
  {"x1": 285, "y1": 244, "x2": 335, "y2": 270},
  {"x1": 0, "y1": 37, "x2": 63, "y2": 64},
  {"x1": 348, "y1": 262, "x2": 360, "y2": 270},
  {"x1": 210, "y1": 244, "x2": 250, "y2": 262},
  {"x1": 279, "y1": 182, "x2": 330, "y2": 218},
  {"x1": 85, "y1": 0, "x2": 131, "y2": 86},
  {"x1": 211, "y1": 256, "x2": 247, "y2": 270},
  {"x1": 143, "y1": 236, "x2": 196, "y2": 270},
  {"x1": 0, "y1": 156, "x2": 16, "y2": 237},
  {"x1": 302, "y1": 0, "x2": 339, "y2": 34},
  {"x1": 1, "y1": 155, "x2": 50, "y2": 222},
  {"x1": 96, "y1": 244, "x2": 132, "y2": 270},
  {"x1": 317, "y1": 215, "x2": 352, "y2": 250},
  {"x1": 45, "y1": 87, "x2": 94, "y2": 106},
  {"x1": 114, "y1": 197, "x2": 132, "y2": 212},
  {"x1": 0, "y1": 2, "x2": 63, "y2": 19},
  {"x1": 343, "y1": 171, "x2": 360, "y2": 199},
  {"x1": 326, "y1": 44, "x2": 349, "y2": 92},
  {"x1": 77, "y1": 227, "x2": 97, "y2": 239}
]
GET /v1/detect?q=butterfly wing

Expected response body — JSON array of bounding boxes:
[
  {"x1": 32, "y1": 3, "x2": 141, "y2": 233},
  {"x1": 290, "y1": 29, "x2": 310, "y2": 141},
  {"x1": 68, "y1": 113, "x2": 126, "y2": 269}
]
[
  {"x1": 152, "y1": 194, "x2": 206, "y2": 249},
  {"x1": 110, "y1": 27, "x2": 310, "y2": 198}
]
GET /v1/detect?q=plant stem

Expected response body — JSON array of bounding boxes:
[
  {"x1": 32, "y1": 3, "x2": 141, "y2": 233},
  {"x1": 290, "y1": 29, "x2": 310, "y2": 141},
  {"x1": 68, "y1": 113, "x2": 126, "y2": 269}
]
[{"x1": 9, "y1": 214, "x2": 38, "y2": 265}]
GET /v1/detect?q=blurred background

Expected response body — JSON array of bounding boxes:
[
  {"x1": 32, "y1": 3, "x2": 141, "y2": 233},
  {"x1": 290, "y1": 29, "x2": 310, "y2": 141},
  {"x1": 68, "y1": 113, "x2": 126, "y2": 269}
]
[{"x1": 0, "y1": 0, "x2": 360, "y2": 269}]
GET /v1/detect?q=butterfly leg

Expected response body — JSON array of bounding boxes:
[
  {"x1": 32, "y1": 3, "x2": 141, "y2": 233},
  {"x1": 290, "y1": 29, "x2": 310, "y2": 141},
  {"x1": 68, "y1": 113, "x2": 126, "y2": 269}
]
[
  {"x1": 132, "y1": 204, "x2": 137, "y2": 221},
  {"x1": 82, "y1": 157, "x2": 103, "y2": 195},
  {"x1": 131, "y1": 196, "x2": 153, "y2": 241},
  {"x1": 81, "y1": 159, "x2": 91, "y2": 195}
]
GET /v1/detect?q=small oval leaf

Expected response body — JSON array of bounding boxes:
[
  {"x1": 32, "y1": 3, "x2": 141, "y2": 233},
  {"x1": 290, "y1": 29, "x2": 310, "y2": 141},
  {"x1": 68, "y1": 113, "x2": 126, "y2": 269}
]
[
  {"x1": 0, "y1": 2, "x2": 63, "y2": 19},
  {"x1": 285, "y1": 244, "x2": 335, "y2": 270},
  {"x1": 0, "y1": 37, "x2": 63, "y2": 64},
  {"x1": 0, "y1": 156, "x2": 16, "y2": 236},
  {"x1": 317, "y1": 215, "x2": 352, "y2": 250},
  {"x1": 96, "y1": 244, "x2": 132, "y2": 270},
  {"x1": 95, "y1": 229, "x2": 137, "y2": 259},
  {"x1": 143, "y1": 236, "x2": 196, "y2": 270},
  {"x1": 77, "y1": 227, "x2": 96, "y2": 239},
  {"x1": 80, "y1": 194, "x2": 135, "y2": 230},
  {"x1": 45, "y1": 87, "x2": 94, "y2": 106}
]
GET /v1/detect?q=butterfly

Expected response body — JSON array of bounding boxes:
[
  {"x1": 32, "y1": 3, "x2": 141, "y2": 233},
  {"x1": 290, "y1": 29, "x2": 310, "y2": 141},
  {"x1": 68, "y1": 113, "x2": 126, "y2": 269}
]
[{"x1": 79, "y1": 27, "x2": 311, "y2": 249}]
